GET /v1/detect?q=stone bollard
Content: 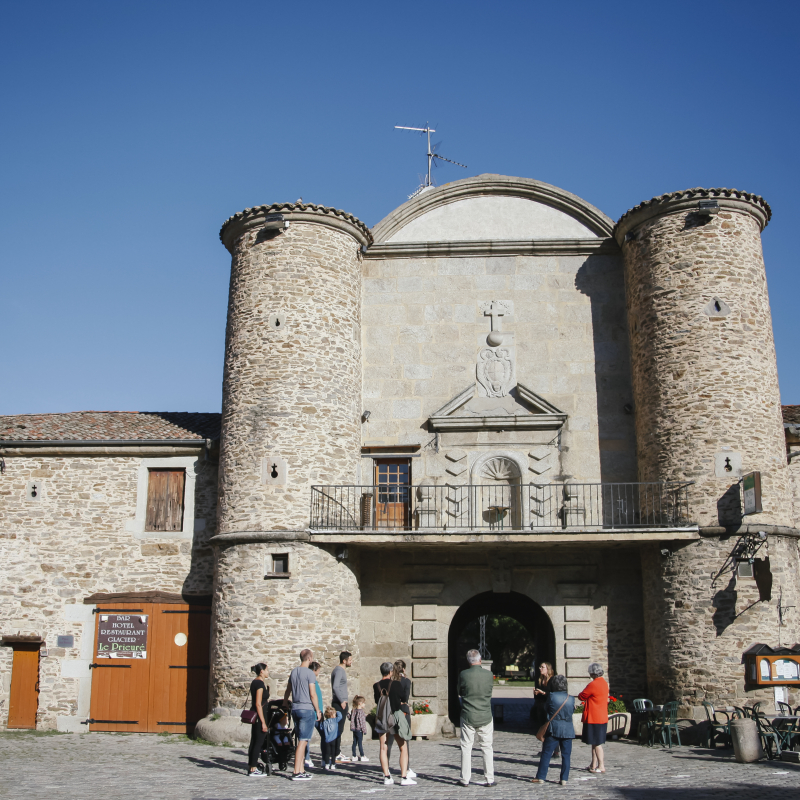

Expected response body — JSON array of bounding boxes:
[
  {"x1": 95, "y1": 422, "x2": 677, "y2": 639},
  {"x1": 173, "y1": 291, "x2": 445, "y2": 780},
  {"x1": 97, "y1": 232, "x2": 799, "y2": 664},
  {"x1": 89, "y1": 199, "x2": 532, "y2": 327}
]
[{"x1": 730, "y1": 718, "x2": 764, "y2": 763}]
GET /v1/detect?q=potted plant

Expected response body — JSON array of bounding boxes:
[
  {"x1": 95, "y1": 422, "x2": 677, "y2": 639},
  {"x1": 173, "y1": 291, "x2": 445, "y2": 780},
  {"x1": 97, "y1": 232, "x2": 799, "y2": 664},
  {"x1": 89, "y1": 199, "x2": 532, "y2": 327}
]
[
  {"x1": 572, "y1": 694, "x2": 630, "y2": 738},
  {"x1": 409, "y1": 700, "x2": 438, "y2": 739}
]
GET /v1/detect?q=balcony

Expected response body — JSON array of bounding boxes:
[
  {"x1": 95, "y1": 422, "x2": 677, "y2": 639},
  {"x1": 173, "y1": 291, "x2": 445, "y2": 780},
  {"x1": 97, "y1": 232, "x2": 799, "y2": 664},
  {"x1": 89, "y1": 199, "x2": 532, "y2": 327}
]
[{"x1": 308, "y1": 482, "x2": 698, "y2": 543}]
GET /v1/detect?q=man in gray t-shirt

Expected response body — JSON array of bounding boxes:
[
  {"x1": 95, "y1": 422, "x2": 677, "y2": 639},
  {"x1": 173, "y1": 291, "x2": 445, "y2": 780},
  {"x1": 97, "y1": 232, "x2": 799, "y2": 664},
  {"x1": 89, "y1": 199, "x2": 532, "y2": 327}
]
[{"x1": 283, "y1": 648, "x2": 321, "y2": 780}]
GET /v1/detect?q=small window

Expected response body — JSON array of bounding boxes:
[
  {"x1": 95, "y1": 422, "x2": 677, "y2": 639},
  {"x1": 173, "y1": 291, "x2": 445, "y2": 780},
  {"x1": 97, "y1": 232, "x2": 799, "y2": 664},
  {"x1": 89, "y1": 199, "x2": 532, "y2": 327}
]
[
  {"x1": 270, "y1": 554, "x2": 289, "y2": 575},
  {"x1": 145, "y1": 469, "x2": 186, "y2": 532}
]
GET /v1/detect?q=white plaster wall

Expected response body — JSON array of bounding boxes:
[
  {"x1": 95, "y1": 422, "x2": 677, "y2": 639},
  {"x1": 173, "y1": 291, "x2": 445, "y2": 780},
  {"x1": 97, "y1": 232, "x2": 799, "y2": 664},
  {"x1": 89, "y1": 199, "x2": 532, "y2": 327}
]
[{"x1": 386, "y1": 197, "x2": 599, "y2": 242}]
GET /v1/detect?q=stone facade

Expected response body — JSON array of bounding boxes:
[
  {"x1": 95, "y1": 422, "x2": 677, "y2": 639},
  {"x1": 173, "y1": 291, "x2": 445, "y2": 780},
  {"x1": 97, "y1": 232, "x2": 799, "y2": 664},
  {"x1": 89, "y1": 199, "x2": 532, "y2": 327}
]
[
  {"x1": 209, "y1": 540, "x2": 360, "y2": 708},
  {"x1": 2, "y1": 176, "x2": 798, "y2": 732},
  {"x1": 617, "y1": 190, "x2": 791, "y2": 529},
  {"x1": 217, "y1": 204, "x2": 370, "y2": 533},
  {"x1": 0, "y1": 450, "x2": 217, "y2": 730}
]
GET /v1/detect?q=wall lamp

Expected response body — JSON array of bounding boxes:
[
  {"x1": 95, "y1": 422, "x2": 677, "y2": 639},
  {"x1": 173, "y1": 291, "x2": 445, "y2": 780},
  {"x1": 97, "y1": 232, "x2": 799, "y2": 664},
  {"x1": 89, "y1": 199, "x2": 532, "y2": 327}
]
[{"x1": 361, "y1": 410, "x2": 371, "y2": 423}]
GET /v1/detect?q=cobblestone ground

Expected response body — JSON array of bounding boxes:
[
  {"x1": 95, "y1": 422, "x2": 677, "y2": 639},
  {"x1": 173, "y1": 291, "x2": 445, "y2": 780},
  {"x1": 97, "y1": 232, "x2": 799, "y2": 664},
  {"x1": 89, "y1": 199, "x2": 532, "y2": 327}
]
[{"x1": 1, "y1": 728, "x2": 798, "y2": 800}]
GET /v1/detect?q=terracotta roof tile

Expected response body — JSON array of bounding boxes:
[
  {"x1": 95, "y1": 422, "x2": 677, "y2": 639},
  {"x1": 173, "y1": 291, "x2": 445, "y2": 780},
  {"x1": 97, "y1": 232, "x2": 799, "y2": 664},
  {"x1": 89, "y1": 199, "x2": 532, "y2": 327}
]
[
  {"x1": 783, "y1": 406, "x2": 800, "y2": 426},
  {"x1": 0, "y1": 411, "x2": 221, "y2": 442}
]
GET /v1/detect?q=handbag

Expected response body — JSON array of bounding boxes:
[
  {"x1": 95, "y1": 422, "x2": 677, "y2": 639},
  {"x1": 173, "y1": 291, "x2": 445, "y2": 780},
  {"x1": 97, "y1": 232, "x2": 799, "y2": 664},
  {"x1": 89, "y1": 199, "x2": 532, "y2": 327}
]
[
  {"x1": 536, "y1": 696, "x2": 569, "y2": 742},
  {"x1": 240, "y1": 691, "x2": 259, "y2": 725}
]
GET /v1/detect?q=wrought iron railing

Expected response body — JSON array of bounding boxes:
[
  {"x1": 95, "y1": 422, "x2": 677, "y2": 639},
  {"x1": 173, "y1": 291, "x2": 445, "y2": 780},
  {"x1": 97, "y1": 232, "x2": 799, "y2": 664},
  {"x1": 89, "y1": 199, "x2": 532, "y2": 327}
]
[{"x1": 309, "y1": 482, "x2": 693, "y2": 532}]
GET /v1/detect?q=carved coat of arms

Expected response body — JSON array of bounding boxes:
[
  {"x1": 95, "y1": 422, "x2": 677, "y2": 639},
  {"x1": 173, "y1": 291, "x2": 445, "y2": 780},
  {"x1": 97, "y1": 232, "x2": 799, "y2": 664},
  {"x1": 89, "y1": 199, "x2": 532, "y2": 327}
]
[{"x1": 477, "y1": 347, "x2": 513, "y2": 398}]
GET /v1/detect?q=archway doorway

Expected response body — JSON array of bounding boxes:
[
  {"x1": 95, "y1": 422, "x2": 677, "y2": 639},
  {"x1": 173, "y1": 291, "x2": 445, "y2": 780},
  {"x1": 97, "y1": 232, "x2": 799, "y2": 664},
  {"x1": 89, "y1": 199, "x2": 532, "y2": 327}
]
[{"x1": 447, "y1": 591, "x2": 555, "y2": 724}]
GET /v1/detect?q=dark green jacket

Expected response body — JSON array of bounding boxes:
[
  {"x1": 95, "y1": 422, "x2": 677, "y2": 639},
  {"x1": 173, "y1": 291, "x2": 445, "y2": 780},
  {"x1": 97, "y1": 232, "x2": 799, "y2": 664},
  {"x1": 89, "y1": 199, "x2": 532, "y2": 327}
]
[{"x1": 458, "y1": 665, "x2": 494, "y2": 727}]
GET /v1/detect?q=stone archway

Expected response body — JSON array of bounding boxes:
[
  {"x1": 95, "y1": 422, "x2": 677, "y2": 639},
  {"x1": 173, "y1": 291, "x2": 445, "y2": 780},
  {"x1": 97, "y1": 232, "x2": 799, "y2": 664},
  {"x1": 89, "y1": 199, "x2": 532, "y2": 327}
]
[{"x1": 446, "y1": 591, "x2": 556, "y2": 723}]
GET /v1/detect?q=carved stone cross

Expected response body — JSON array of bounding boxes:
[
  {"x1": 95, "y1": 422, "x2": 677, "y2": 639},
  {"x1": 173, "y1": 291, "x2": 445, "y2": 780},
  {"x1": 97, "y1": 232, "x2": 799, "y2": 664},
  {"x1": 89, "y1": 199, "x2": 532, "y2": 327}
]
[{"x1": 481, "y1": 300, "x2": 508, "y2": 331}]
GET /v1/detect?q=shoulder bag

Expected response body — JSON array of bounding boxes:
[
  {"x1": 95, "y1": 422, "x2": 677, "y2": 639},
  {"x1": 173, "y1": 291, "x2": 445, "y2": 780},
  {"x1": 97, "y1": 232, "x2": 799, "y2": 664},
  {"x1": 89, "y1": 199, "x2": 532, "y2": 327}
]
[
  {"x1": 535, "y1": 696, "x2": 569, "y2": 742},
  {"x1": 240, "y1": 688, "x2": 259, "y2": 725}
]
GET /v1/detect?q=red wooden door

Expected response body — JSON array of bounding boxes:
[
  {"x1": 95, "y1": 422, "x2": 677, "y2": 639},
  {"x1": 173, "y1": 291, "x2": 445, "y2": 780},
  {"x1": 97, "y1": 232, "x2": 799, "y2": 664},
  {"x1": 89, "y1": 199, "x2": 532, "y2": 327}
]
[
  {"x1": 375, "y1": 459, "x2": 411, "y2": 529},
  {"x1": 7, "y1": 644, "x2": 40, "y2": 729},
  {"x1": 89, "y1": 603, "x2": 153, "y2": 732}
]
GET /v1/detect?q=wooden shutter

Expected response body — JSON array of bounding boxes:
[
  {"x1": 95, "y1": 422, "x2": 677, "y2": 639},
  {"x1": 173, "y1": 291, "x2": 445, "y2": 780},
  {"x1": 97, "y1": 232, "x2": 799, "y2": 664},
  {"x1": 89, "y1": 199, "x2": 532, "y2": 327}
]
[{"x1": 145, "y1": 470, "x2": 186, "y2": 532}]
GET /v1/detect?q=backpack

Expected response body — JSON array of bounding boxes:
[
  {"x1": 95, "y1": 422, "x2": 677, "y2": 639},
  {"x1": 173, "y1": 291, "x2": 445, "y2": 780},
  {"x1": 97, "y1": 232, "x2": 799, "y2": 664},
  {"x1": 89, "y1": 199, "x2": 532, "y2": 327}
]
[{"x1": 376, "y1": 687, "x2": 395, "y2": 734}]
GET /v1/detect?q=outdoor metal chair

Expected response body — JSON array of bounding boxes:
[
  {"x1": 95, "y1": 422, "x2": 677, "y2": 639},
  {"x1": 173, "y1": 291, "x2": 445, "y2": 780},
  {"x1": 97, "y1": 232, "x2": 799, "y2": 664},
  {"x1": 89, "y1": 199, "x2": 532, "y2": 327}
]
[
  {"x1": 777, "y1": 701, "x2": 793, "y2": 717},
  {"x1": 771, "y1": 716, "x2": 800, "y2": 753},
  {"x1": 701, "y1": 701, "x2": 731, "y2": 748},
  {"x1": 731, "y1": 705, "x2": 748, "y2": 720},
  {"x1": 755, "y1": 715, "x2": 783, "y2": 760},
  {"x1": 652, "y1": 700, "x2": 681, "y2": 748},
  {"x1": 632, "y1": 698, "x2": 655, "y2": 746},
  {"x1": 750, "y1": 701, "x2": 766, "y2": 720}
]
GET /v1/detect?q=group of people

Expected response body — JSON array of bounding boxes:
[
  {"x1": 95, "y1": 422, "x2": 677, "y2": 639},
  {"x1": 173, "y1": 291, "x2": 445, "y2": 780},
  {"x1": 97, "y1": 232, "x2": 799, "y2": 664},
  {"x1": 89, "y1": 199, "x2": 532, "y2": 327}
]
[{"x1": 245, "y1": 647, "x2": 611, "y2": 788}]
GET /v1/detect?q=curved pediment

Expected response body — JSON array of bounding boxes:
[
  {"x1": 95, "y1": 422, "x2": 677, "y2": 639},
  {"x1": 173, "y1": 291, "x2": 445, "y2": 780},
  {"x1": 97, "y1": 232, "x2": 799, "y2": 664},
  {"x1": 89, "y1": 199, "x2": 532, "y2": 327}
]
[{"x1": 371, "y1": 174, "x2": 614, "y2": 244}]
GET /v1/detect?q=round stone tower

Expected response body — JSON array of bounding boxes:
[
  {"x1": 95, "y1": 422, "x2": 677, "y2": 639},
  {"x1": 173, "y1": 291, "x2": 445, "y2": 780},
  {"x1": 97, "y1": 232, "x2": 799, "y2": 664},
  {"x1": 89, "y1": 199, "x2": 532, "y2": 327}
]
[
  {"x1": 616, "y1": 189, "x2": 799, "y2": 712},
  {"x1": 209, "y1": 202, "x2": 371, "y2": 707}
]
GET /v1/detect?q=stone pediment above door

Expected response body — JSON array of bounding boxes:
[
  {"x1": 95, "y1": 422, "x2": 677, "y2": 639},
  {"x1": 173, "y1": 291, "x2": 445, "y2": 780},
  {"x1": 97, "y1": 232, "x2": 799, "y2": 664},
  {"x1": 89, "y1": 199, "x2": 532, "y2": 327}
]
[{"x1": 428, "y1": 384, "x2": 567, "y2": 432}]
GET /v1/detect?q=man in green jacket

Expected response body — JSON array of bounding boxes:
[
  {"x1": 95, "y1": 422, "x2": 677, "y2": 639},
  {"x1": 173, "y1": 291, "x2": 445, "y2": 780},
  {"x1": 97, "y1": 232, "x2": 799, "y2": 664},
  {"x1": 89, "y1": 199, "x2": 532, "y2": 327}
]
[{"x1": 457, "y1": 649, "x2": 495, "y2": 786}]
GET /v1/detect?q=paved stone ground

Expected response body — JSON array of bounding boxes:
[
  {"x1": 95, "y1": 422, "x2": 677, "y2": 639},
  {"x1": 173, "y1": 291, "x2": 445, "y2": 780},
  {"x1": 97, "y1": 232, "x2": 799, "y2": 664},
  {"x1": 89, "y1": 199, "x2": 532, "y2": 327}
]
[{"x1": 1, "y1": 727, "x2": 798, "y2": 800}]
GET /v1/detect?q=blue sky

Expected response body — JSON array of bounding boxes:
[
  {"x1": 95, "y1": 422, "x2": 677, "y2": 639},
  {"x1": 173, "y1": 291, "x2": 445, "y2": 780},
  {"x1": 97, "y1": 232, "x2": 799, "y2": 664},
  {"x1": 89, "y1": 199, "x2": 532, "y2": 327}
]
[{"x1": 1, "y1": 1, "x2": 797, "y2": 414}]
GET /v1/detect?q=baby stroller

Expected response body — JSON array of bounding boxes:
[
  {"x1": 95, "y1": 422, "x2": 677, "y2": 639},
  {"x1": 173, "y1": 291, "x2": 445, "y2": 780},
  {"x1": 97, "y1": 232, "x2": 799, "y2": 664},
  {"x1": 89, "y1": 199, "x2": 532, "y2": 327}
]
[{"x1": 260, "y1": 700, "x2": 296, "y2": 775}]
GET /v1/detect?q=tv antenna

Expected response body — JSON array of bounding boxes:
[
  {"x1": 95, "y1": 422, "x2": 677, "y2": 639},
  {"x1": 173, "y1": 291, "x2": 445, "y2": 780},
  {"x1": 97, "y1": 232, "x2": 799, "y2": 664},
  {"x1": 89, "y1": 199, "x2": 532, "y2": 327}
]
[{"x1": 394, "y1": 123, "x2": 467, "y2": 199}]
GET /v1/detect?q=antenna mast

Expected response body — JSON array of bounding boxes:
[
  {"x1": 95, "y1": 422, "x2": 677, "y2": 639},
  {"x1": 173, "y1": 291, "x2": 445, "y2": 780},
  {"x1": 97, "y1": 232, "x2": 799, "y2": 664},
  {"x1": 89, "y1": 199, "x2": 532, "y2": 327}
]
[{"x1": 394, "y1": 123, "x2": 467, "y2": 199}]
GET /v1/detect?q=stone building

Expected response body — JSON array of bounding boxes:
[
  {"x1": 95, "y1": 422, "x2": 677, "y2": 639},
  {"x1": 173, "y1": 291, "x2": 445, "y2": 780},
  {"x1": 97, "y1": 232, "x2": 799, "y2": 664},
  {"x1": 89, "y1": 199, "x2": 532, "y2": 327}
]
[{"x1": 2, "y1": 175, "x2": 799, "y2": 733}]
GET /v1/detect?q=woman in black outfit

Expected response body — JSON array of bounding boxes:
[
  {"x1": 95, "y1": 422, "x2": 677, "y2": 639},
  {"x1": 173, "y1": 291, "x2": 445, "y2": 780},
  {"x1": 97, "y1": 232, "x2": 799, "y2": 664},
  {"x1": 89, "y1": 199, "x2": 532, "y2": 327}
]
[
  {"x1": 247, "y1": 663, "x2": 270, "y2": 776},
  {"x1": 372, "y1": 661, "x2": 415, "y2": 785}
]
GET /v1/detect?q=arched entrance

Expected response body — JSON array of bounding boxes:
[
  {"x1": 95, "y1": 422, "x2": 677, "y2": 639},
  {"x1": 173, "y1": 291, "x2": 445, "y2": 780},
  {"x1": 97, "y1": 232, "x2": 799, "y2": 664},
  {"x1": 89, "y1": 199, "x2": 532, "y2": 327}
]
[{"x1": 447, "y1": 591, "x2": 555, "y2": 724}]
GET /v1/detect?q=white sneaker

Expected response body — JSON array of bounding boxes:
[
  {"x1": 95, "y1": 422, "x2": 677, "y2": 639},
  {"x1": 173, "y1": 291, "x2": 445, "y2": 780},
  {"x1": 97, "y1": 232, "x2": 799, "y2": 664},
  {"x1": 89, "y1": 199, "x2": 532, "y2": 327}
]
[
  {"x1": 248, "y1": 769, "x2": 264, "y2": 777},
  {"x1": 384, "y1": 775, "x2": 395, "y2": 785},
  {"x1": 360, "y1": 756, "x2": 370, "y2": 761},
  {"x1": 305, "y1": 759, "x2": 314, "y2": 768},
  {"x1": 337, "y1": 755, "x2": 351, "y2": 762},
  {"x1": 407, "y1": 769, "x2": 417, "y2": 779},
  {"x1": 323, "y1": 764, "x2": 329, "y2": 771},
  {"x1": 401, "y1": 777, "x2": 417, "y2": 786},
  {"x1": 329, "y1": 764, "x2": 336, "y2": 771}
]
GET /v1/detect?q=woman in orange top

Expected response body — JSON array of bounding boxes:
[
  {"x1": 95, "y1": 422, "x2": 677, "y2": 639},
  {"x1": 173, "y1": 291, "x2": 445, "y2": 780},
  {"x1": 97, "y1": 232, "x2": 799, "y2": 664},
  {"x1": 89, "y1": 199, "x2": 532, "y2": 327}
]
[{"x1": 577, "y1": 663, "x2": 608, "y2": 773}]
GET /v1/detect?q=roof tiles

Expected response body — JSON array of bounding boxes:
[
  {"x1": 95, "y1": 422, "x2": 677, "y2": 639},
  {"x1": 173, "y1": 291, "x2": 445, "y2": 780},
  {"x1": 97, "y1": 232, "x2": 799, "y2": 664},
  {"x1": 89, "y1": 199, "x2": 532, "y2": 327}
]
[{"x1": 0, "y1": 411, "x2": 221, "y2": 442}]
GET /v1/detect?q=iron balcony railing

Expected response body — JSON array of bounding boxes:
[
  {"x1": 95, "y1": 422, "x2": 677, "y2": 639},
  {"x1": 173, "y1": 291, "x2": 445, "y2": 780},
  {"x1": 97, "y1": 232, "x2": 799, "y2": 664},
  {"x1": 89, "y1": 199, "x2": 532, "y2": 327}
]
[{"x1": 309, "y1": 482, "x2": 693, "y2": 532}]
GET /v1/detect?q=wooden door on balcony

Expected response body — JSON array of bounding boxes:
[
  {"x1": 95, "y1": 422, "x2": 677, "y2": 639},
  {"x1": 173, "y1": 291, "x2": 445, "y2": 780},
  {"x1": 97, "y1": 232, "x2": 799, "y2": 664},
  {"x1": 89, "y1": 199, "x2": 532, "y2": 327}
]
[{"x1": 374, "y1": 459, "x2": 410, "y2": 529}]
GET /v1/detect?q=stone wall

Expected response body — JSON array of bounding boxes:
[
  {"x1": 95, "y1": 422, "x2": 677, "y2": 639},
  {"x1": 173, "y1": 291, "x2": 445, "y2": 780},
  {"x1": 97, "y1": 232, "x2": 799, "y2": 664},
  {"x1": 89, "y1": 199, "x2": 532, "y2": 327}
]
[
  {"x1": 355, "y1": 544, "x2": 646, "y2": 718},
  {"x1": 0, "y1": 452, "x2": 217, "y2": 730},
  {"x1": 361, "y1": 252, "x2": 637, "y2": 486},
  {"x1": 618, "y1": 194, "x2": 792, "y2": 528},
  {"x1": 217, "y1": 207, "x2": 368, "y2": 533},
  {"x1": 209, "y1": 540, "x2": 360, "y2": 709},
  {"x1": 641, "y1": 535, "x2": 800, "y2": 714}
]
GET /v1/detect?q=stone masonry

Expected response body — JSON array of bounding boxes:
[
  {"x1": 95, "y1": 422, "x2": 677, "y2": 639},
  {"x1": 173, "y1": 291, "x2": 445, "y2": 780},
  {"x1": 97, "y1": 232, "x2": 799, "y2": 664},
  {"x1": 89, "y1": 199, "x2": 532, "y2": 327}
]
[{"x1": 0, "y1": 451, "x2": 217, "y2": 730}]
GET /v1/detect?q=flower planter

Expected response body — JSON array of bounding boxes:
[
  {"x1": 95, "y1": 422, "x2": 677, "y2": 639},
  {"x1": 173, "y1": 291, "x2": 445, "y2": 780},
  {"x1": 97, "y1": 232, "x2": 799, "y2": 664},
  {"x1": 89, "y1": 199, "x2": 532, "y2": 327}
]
[
  {"x1": 410, "y1": 713, "x2": 439, "y2": 739},
  {"x1": 572, "y1": 713, "x2": 631, "y2": 739}
]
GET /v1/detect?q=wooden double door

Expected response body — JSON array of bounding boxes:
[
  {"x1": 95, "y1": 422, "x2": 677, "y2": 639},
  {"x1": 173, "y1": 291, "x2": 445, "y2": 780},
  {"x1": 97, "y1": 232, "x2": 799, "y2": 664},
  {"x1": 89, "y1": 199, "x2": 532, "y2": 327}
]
[{"x1": 89, "y1": 602, "x2": 210, "y2": 733}]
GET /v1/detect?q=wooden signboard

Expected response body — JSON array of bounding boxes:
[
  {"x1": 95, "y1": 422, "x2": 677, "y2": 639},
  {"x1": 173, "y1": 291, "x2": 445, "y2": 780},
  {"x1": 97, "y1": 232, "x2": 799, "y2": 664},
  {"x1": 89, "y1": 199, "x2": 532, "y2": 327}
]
[
  {"x1": 745, "y1": 653, "x2": 800, "y2": 686},
  {"x1": 96, "y1": 613, "x2": 149, "y2": 659}
]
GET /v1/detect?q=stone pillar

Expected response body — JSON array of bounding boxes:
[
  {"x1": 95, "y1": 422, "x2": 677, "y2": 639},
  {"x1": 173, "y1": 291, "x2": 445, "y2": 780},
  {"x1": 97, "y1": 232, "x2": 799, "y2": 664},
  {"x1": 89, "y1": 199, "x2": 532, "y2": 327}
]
[
  {"x1": 616, "y1": 188, "x2": 798, "y2": 712},
  {"x1": 210, "y1": 202, "x2": 371, "y2": 707}
]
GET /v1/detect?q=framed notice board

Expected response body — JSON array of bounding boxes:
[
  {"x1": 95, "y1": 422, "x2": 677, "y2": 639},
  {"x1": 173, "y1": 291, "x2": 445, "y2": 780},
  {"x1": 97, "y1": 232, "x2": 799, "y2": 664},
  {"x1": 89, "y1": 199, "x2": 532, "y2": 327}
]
[{"x1": 745, "y1": 652, "x2": 800, "y2": 686}]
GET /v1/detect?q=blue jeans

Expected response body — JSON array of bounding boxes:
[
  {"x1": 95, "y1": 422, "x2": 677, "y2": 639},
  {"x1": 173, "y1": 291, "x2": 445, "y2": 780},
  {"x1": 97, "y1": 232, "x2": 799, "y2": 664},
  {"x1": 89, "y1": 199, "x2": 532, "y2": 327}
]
[
  {"x1": 536, "y1": 735, "x2": 572, "y2": 782},
  {"x1": 352, "y1": 729, "x2": 364, "y2": 757},
  {"x1": 292, "y1": 708, "x2": 317, "y2": 741}
]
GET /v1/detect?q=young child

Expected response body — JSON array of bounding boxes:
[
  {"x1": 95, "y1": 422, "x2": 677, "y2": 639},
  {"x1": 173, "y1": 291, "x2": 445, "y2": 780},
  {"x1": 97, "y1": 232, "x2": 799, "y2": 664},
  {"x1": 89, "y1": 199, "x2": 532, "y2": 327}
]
[
  {"x1": 272, "y1": 709, "x2": 291, "y2": 747},
  {"x1": 348, "y1": 695, "x2": 369, "y2": 761},
  {"x1": 321, "y1": 706, "x2": 342, "y2": 770}
]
